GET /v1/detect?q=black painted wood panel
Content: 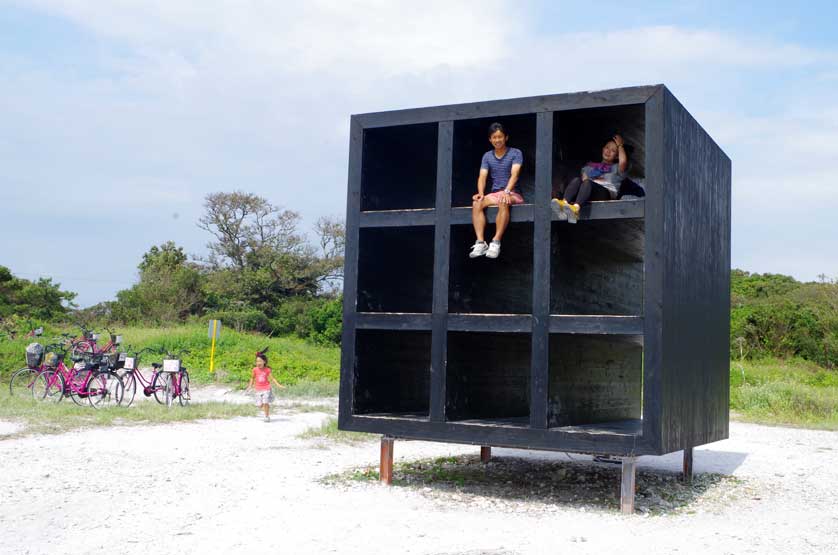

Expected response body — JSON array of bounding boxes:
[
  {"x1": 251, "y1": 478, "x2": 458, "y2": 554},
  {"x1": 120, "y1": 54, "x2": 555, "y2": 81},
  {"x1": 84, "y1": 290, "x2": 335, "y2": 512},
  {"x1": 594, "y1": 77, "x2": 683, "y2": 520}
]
[
  {"x1": 357, "y1": 227, "x2": 434, "y2": 313},
  {"x1": 550, "y1": 219, "x2": 644, "y2": 315},
  {"x1": 659, "y1": 88, "x2": 731, "y2": 453},
  {"x1": 354, "y1": 330, "x2": 431, "y2": 415},
  {"x1": 361, "y1": 123, "x2": 437, "y2": 211},
  {"x1": 446, "y1": 332, "x2": 531, "y2": 421},
  {"x1": 548, "y1": 334, "x2": 643, "y2": 427},
  {"x1": 355, "y1": 85, "x2": 660, "y2": 128},
  {"x1": 448, "y1": 223, "x2": 534, "y2": 314}
]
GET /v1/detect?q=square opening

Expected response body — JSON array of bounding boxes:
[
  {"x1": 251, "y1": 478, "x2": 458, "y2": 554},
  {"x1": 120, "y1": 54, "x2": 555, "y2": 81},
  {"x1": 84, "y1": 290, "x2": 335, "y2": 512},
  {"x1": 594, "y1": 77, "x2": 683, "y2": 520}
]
[
  {"x1": 449, "y1": 223, "x2": 533, "y2": 314},
  {"x1": 550, "y1": 219, "x2": 644, "y2": 316},
  {"x1": 357, "y1": 227, "x2": 434, "y2": 313},
  {"x1": 548, "y1": 334, "x2": 643, "y2": 434},
  {"x1": 361, "y1": 123, "x2": 438, "y2": 211},
  {"x1": 552, "y1": 104, "x2": 646, "y2": 199},
  {"x1": 353, "y1": 330, "x2": 431, "y2": 417},
  {"x1": 452, "y1": 114, "x2": 537, "y2": 207},
  {"x1": 446, "y1": 332, "x2": 531, "y2": 425}
]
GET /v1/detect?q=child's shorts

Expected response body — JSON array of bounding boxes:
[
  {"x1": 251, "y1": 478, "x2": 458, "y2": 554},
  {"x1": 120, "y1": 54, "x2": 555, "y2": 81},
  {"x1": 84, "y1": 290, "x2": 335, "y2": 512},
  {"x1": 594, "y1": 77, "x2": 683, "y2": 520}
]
[
  {"x1": 254, "y1": 389, "x2": 274, "y2": 406},
  {"x1": 484, "y1": 190, "x2": 525, "y2": 205}
]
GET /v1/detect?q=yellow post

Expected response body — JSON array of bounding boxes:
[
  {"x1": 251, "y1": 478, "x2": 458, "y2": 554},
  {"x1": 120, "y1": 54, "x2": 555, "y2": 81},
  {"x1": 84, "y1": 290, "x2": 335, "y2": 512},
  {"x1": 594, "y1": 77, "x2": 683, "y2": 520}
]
[{"x1": 209, "y1": 320, "x2": 218, "y2": 374}]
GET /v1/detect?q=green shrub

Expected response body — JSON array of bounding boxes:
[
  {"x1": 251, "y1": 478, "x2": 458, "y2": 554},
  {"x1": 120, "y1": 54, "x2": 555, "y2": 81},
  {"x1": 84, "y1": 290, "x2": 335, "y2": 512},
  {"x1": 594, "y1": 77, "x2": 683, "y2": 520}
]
[{"x1": 206, "y1": 309, "x2": 270, "y2": 333}]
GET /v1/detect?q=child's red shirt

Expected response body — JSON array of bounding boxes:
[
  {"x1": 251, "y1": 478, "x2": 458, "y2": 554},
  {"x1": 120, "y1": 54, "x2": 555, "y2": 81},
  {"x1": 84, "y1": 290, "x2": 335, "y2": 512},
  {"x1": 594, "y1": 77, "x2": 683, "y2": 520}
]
[{"x1": 252, "y1": 366, "x2": 273, "y2": 391}]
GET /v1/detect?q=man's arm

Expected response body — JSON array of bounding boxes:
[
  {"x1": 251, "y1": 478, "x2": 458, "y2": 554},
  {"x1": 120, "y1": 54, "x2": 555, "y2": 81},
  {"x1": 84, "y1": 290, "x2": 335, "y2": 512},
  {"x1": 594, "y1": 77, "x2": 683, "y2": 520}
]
[
  {"x1": 473, "y1": 168, "x2": 488, "y2": 201},
  {"x1": 500, "y1": 164, "x2": 522, "y2": 204}
]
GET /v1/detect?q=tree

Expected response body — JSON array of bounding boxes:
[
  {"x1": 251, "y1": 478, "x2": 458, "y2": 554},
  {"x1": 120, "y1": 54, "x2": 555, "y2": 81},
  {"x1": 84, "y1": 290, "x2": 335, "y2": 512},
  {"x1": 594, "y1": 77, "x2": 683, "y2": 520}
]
[
  {"x1": 112, "y1": 242, "x2": 204, "y2": 323},
  {"x1": 198, "y1": 192, "x2": 345, "y2": 305},
  {"x1": 198, "y1": 191, "x2": 306, "y2": 271},
  {"x1": 0, "y1": 265, "x2": 76, "y2": 320}
]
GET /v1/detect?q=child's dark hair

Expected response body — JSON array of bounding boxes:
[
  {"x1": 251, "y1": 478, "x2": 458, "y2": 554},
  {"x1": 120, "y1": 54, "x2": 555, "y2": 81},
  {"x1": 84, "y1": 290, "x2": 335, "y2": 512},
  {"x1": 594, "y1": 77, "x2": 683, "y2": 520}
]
[
  {"x1": 488, "y1": 122, "x2": 507, "y2": 136},
  {"x1": 256, "y1": 347, "x2": 269, "y2": 365}
]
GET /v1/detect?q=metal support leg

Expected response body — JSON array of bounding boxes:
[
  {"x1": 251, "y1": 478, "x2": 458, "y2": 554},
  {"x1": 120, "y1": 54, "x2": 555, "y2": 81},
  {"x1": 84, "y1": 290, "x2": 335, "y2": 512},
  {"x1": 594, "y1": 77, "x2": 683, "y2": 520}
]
[
  {"x1": 480, "y1": 446, "x2": 492, "y2": 463},
  {"x1": 380, "y1": 436, "x2": 394, "y2": 485},
  {"x1": 682, "y1": 447, "x2": 693, "y2": 483},
  {"x1": 620, "y1": 457, "x2": 637, "y2": 514}
]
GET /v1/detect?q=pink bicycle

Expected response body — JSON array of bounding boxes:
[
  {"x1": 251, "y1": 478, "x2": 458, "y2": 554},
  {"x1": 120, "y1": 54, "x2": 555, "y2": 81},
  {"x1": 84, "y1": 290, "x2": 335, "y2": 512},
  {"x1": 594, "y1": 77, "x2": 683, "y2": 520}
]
[
  {"x1": 159, "y1": 349, "x2": 191, "y2": 407},
  {"x1": 116, "y1": 347, "x2": 171, "y2": 407},
  {"x1": 35, "y1": 352, "x2": 124, "y2": 408},
  {"x1": 70, "y1": 326, "x2": 122, "y2": 359}
]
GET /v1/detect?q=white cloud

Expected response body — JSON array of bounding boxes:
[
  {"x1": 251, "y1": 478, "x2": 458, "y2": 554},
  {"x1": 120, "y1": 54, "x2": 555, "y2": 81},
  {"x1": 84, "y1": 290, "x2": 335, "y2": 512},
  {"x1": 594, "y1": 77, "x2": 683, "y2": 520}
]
[{"x1": 19, "y1": 0, "x2": 515, "y2": 73}]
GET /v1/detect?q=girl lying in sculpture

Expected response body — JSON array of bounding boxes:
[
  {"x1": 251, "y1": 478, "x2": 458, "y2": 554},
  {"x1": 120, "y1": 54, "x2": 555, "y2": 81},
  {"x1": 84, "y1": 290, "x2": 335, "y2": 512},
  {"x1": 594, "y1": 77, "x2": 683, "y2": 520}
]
[{"x1": 554, "y1": 134, "x2": 628, "y2": 224}]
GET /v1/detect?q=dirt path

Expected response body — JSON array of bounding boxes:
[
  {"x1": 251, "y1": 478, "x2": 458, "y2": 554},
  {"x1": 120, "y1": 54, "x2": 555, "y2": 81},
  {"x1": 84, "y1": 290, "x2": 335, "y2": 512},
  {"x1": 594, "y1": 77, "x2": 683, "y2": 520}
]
[{"x1": 1, "y1": 405, "x2": 836, "y2": 555}]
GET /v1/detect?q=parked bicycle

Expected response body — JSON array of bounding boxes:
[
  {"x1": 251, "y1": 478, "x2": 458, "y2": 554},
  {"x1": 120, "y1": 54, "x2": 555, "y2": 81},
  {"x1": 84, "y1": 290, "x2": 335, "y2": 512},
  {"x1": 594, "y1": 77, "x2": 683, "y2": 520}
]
[
  {"x1": 35, "y1": 352, "x2": 124, "y2": 409},
  {"x1": 70, "y1": 325, "x2": 122, "y2": 359},
  {"x1": 159, "y1": 349, "x2": 192, "y2": 407},
  {"x1": 116, "y1": 347, "x2": 170, "y2": 407},
  {"x1": 8, "y1": 332, "x2": 51, "y2": 397}
]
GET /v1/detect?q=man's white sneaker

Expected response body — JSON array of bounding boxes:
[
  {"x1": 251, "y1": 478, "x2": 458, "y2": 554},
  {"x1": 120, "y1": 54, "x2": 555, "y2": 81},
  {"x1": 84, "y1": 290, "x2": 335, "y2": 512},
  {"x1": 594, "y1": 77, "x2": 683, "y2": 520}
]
[
  {"x1": 485, "y1": 240, "x2": 501, "y2": 259},
  {"x1": 469, "y1": 241, "x2": 489, "y2": 258}
]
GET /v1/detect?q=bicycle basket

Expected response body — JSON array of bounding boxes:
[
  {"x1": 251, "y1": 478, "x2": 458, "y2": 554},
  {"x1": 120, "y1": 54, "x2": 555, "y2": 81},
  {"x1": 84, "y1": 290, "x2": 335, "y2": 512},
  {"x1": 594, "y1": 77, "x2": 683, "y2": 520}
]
[
  {"x1": 123, "y1": 356, "x2": 136, "y2": 370},
  {"x1": 109, "y1": 352, "x2": 127, "y2": 369},
  {"x1": 162, "y1": 359, "x2": 181, "y2": 373},
  {"x1": 44, "y1": 351, "x2": 60, "y2": 368},
  {"x1": 25, "y1": 342, "x2": 44, "y2": 367}
]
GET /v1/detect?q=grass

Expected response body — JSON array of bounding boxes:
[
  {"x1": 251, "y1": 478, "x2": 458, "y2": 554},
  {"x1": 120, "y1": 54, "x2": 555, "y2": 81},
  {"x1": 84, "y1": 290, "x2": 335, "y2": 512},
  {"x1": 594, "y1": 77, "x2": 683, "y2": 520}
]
[
  {"x1": 283, "y1": 402, "x2": 336, "y2": 413},
  {"x1": 730, "y1": 357, "x2": 838, "y2": 429},
  {"x1": 0, "y1": 395, "x2": 259, "y2": 440},
  {"x1": 297, "y1": 416, "x2": 375, "y2": 443},
  {"x1": 275, "y1": 379, "x2": 338, "y2": 398},
  {"x1": 0, "y1": 323, "x2": 340, "y2": 388}
]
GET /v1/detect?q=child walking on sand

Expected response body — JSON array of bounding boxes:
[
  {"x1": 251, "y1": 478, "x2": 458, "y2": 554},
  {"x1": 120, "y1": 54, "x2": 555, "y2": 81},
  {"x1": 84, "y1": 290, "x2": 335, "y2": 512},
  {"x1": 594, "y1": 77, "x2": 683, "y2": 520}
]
[{"x1": 245, "y1": 348, "x2": 285, "y2": 422}]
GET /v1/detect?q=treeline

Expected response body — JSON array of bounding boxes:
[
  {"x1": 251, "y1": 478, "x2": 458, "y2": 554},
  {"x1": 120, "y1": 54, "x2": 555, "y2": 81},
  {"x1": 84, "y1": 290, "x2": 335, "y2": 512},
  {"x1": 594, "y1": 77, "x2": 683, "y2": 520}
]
[
  {"x1": 0, "y1": 267, "x2": 76, "y2": 340},
  {"x1": 731, "y1": 270, "x2": 837, "y2": 368},
  {"x1": 81, "y1": 191, "x2": 345, "y2": 345}
]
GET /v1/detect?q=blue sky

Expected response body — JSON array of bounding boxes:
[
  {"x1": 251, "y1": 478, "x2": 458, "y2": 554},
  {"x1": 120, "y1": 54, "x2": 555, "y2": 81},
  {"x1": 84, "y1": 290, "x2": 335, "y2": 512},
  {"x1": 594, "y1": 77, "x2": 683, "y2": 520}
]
[{"x1": 2, "y1": 1, "x2": 837, "y2": 307}]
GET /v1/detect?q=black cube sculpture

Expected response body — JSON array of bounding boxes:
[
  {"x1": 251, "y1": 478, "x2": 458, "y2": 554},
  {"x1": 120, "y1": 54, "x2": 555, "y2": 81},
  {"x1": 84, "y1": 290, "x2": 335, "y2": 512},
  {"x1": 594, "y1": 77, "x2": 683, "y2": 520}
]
[{"x1": 339, "y1": 85, "x2": 731, "y2": 513}]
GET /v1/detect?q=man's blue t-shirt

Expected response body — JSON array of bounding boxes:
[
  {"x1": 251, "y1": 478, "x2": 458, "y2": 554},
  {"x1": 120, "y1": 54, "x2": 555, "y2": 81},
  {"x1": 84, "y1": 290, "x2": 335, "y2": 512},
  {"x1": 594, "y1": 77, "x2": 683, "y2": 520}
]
[{"x1": 480, "y1": 147, "x2": 523, "y2": 192}]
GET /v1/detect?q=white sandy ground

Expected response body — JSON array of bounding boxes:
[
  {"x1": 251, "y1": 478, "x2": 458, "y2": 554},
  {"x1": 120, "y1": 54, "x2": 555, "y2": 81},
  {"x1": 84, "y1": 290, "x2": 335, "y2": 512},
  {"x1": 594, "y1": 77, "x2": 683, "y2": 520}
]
[{"x1": 1, "y1": 391, "x2": 837, "y2": 555}]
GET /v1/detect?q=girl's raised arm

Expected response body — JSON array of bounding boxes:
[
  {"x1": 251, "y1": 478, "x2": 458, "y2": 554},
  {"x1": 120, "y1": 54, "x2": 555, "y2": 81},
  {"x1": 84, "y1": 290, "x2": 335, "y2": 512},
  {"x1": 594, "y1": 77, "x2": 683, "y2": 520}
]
[{"x1": 615, "y1": 134, "x2": 628, "y2": 173}]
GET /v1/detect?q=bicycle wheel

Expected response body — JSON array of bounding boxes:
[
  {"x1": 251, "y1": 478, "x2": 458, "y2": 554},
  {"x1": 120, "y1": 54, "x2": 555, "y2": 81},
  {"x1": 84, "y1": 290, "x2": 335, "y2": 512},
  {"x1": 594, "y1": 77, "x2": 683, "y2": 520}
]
[
  {"x1": 68, "y1": 369, "x2": 91, "y2": 406},
  {"x1": 120, "y1": 371, "x2": 137, "y2": 407},
  {"x1": 87, "y1": 370, "x2": 124, "y2": 409},
  {"x1": 152, "y1": 372, "x2": 169, "y2": 405},
  {"x1": 9, "y1": 368, "x2": 38, "y2": 397},
  {"x1": 71, "y1": 341, "x2": 94, "y2": 359},
  {"x1": 177, "y1": 371, "x2": 190, "y2": 407},
  {"x1": 33, "y1": 370, "x2": 65, "y2": 402}
]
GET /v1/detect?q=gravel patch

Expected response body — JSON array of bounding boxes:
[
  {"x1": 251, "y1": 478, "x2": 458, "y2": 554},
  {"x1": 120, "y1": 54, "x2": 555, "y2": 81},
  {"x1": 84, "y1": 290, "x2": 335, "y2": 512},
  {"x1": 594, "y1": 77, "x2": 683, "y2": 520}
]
[
  {"x1": 0, "y1": 408, "x2": 836, "y2": 554},
  {"x1": 0, "y1": 420, "x2": 23, "y2": 436}
]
